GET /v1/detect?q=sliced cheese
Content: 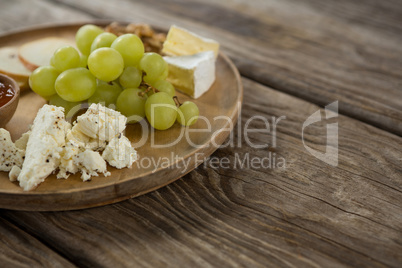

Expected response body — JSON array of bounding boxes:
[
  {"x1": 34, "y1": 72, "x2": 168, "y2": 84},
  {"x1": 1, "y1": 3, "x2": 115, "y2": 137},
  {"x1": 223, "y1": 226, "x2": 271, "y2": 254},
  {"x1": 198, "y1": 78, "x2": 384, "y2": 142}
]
[
  {"x1": 164, "y1": 51, "x2": 215, "y2": 99},
  {"x1": 162, "y1": 25, "x2": 219, "y2": 59}
]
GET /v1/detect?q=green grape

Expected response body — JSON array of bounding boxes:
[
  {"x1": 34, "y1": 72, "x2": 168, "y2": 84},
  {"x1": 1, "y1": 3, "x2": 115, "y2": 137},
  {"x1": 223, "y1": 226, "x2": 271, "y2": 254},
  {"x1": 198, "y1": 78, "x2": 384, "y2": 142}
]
[
  {"x1": 75, "y1": 24, "x2": 104, "y2": 55},
  {"x1": 111, "y1": 34, "x2": 144, "y2": 67},
  {"x1": 145, "y1": 92, "x2": 177, "y2": 130},
  {"x1": 55, "y1": 67, "x2": 96, "y2": 102},
  {"x1": 177, "y1": 101, "x2": 199, "y2": 126},
  {"x1": 90, "y1": 32, "x2": 117, "y2": 53},
  {"x1": 116, "y1": 88, "x2": 147, "y2": 123},
  {"x1": 48, "y1": 94, "x2": 82, "y2": 117},
  {"x1": 78, "y1": 54, "x2": 88, "y2": 68},
  {"x1": 50, "y1": 46, "x2": 80, "y2": 72},
  {"x1": 88, "y1": 47, "x2": 124, "y2": 82},
  {"x1": 139, "y1": 52, "x2": 168, "y2": 84},
  {"x1": 119, "y1": 66, "x2": 142, "y2": 89},
  {"x1": 152, "y1": 80, "x2": 175, "y2": 97},
  {"x1": 161, "y1": 66, "x2": 168, "y2": 80},
  {"x1": 29, "y1": 65, "x2": 59, "y2": 99},
  {"x1": 88, "y1": 80, "x2": 122, "y2": 107}
]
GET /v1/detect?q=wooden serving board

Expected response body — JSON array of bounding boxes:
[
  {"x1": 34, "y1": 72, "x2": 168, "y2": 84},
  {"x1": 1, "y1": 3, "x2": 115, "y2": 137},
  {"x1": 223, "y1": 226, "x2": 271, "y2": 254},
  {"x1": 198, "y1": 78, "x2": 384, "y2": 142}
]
[{"x1": 0, "y1": 22, "x2": 243, "y2": 211}]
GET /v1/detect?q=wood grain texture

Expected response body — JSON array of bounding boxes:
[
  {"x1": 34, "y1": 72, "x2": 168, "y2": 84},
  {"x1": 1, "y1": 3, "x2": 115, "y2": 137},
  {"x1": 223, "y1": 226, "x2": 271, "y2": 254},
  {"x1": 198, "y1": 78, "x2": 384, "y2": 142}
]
[
  {"x1": 0, "y1": 217, "x2": 75, "y2": 268},
  {"x1": 0, "y1": 0, "x2": 401, "y2": 267},
  {"x1": 53, "y1": 0, "x2": 402, "y2": 135},
  {"x1": 0, "y1": 0, "x2": 91, "y2": 33},
  {"x1": 2, "y1": 77, "x2": 402, "y2": 267}
]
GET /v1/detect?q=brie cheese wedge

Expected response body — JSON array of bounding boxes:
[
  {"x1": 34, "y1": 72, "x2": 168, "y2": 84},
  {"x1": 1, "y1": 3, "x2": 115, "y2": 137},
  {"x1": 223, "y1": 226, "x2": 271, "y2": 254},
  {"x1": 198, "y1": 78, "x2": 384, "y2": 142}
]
[
  {"x1": 164, "y1": 51, "x2": 216, "y2": 99},
  {"x1": 162, "y1": 25, "x2": 219, "y2": 59}
]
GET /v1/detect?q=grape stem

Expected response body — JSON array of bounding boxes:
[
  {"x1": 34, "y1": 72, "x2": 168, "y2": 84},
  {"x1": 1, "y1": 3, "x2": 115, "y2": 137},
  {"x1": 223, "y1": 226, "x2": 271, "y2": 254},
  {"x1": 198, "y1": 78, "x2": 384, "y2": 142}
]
[
  {"x1": 138, "y1": 81, "x2": 159, "y2": 97},
  {"x1": 173, "y1": 96, "x2": 182, "y2": 107},
  {"x1": 138, "y1": 82, "x2": 182, "y2": 108}
]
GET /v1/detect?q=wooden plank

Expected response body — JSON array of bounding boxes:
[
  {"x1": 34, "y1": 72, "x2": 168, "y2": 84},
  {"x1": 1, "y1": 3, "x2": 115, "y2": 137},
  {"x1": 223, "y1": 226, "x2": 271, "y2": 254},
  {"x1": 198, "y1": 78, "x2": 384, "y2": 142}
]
[
  {"x1": 54, "y1": 0, "x2": 402, "y2": 135},
  {"x1": 0, "y1": 0, "x2": 93, "y2": 33},
  {"x1": 0, "y1": 1, "x2": 400, "y2": 267},
  {"x1": 3, "y1": 77, "x2": 401, "y2": 267},
  {"x1": 0, "y1": 217, "x2": 75, "y2": 267}
]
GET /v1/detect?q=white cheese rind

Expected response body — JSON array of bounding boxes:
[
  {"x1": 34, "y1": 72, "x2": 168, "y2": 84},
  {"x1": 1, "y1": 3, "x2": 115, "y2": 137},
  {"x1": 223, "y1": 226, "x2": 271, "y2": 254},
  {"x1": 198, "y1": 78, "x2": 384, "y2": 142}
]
[
  {"x1": 0, "y1": 128, "x2": 25, "y2": 172},
  {"x1": 17, "y1": 105, "x2": 69, "y2": 191},
  {"x1": 162, "y1": 25, "x2": 219, "y2": 58},
  {"x1": 164, "y1": 51, "x2": 216, "y2": 99},
  {"x1": 102, "y1": 136, "x2": 137, "y2": 169}
]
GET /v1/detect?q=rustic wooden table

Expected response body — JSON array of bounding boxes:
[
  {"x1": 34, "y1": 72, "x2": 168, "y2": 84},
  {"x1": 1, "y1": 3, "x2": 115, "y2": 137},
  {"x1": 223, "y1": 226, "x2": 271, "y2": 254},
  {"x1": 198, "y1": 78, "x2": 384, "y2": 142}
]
[{"x1": 0, "y1": 0, "x2": 401, "y2": 267}]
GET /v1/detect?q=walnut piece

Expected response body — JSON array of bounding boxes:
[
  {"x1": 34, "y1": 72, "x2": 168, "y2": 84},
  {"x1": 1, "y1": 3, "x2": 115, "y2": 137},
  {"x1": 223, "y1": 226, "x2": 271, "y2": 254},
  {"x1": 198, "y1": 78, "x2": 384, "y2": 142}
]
[{"x1": 105, "y1": 22, "x2": 166, "y2": 54}]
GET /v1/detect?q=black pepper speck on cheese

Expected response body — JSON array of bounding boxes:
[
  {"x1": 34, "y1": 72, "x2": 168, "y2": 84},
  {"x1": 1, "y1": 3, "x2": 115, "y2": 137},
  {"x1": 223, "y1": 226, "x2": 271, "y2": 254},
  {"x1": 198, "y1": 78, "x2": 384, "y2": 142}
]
[{"x1": 0, "y1": 128, "x2": 25, "y2": 172}]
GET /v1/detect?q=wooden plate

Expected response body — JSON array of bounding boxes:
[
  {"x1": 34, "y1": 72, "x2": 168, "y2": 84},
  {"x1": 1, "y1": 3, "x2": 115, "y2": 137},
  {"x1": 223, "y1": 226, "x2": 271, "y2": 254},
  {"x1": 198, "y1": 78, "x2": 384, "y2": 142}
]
[{"x1": 0, "y1": 22, "x2": 243, "y2": 211}]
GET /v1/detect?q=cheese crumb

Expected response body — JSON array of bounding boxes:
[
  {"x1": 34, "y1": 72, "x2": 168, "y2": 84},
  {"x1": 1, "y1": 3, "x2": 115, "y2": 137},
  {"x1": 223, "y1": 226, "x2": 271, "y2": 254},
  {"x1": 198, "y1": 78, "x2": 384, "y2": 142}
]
[
  {"x1": 74, "y1": 149, "x2": 110, "y2": 181},
  {"x1": 0, "y1": 128, "x2": 25, "y2": 172},
  {"x1": 57, "y1": 141, "x2": 82, "y2": 179},
  {"x1": 9, "y1": 166, "x2": 21, "y2": 182},
  {"x1": 73, "y1": 103, "x2": 126, "y2": 143},
  {"x1": 15, "y1": 130, "x2": 31, "y2": 150},
  {"x1": 102, "y1": 136, "x2": 137, "y2": 169}
]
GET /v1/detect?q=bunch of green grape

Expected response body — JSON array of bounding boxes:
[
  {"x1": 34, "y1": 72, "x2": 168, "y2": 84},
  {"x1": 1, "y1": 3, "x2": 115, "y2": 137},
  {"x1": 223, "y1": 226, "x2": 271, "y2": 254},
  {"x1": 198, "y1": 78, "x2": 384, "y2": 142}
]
[{"x1": 29, "y1": 24, "x2": 199, "y2": 130}]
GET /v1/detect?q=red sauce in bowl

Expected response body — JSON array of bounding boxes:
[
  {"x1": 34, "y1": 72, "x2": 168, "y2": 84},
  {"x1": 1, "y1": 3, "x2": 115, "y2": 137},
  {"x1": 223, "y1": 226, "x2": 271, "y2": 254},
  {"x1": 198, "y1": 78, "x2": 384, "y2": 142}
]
[{"x1": 0, "y1": 81, "x2": 15, "y2": 107}]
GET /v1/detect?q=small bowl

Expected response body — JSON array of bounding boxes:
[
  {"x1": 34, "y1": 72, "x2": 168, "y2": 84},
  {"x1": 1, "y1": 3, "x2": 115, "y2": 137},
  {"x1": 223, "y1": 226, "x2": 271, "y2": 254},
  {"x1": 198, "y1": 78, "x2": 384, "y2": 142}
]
[{"x1": 0, "y1": 74, "x2": 20, "y2": 128}]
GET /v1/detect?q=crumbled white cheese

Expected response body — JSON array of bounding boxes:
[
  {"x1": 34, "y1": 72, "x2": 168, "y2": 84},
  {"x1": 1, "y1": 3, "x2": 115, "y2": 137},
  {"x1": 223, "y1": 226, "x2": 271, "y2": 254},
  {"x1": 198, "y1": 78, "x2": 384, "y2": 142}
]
[
  {"x1": 73, "y1": 103, "x2": 126, "y2": 143},
  {"x1": 57, "y1": 141, "x2": 82, "y2": 179},
  {"x1": 9, "y1": 166, "x2": 21, "y2": 182},
  {"x1": 2, "y1": 103, "x2": 137, "y2": 190},
  {"x1": 17, "y1": 105, "x2": 69, "y2": 191},
  {"x1": 102, "y1": 136, "x2": 137, "y2": 169},
  {"x1": 60, "y1": 104, "x2": 130, "y2": 180},
  {"x1": 15, "y1": 130, "x2": 31, "y2": 150},
  {"x1": 66, "y1": 127, "x2": 89, "y2": 148},
  {"x1": 0, "y1": 128, "x2": 25, "y2": 171},
  {"x1": 74, "y1": 149, "x2": 110, "y2": 181}
]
